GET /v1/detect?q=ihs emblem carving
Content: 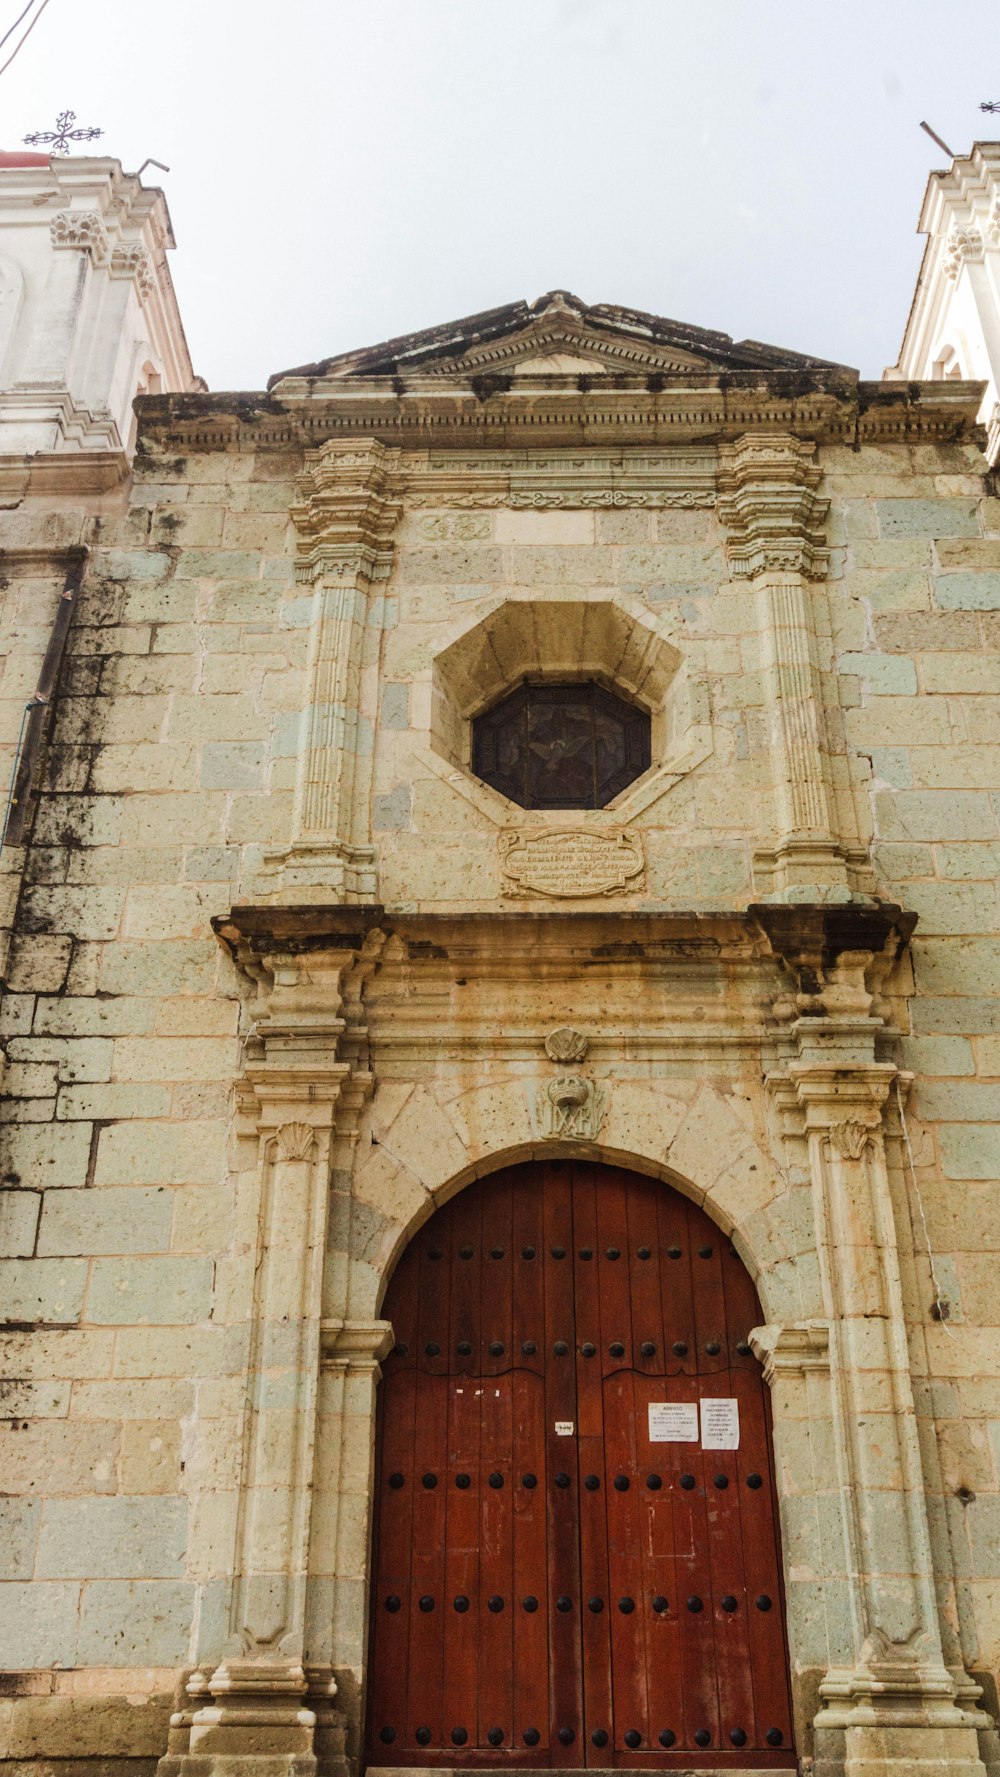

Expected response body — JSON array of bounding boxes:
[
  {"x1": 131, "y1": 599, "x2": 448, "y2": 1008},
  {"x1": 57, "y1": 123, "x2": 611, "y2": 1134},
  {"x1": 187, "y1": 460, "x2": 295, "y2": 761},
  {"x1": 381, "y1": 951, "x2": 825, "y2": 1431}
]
[{"x1": 536, "y1": 1027, "x2": 606, "y2": 1139}]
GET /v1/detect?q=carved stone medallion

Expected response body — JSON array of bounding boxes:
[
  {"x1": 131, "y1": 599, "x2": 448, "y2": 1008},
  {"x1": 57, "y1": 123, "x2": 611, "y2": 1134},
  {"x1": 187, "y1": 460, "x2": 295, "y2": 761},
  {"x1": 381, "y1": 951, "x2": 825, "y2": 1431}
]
[
  {"x1": 500, "y1": 827, "x2": 644, "y2": 898},
  {"x1": 545, "y1": 1027, "x2": 588, "y2": 1063}
]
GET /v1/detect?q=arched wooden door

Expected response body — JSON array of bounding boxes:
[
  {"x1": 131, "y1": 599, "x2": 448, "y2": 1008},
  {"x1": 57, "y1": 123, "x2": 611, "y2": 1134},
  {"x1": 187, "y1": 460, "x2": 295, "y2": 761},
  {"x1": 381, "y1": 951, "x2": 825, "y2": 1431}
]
[{"x1": 366, "y1": 1160, "x2": 795, "y2": 1769}]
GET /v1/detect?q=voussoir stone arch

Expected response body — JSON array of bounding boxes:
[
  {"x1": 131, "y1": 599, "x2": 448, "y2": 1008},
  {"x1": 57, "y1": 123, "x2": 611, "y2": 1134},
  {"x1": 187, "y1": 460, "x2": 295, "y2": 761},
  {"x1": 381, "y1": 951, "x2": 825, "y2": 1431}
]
[{"x1": 348, "y1": 1074, "x2": 812, "y2": 1328}]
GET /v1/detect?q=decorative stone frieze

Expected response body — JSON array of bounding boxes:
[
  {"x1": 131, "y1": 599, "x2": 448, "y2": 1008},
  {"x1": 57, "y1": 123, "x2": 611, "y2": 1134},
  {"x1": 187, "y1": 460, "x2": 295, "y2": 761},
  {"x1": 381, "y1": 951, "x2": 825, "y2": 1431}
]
[
  {"x1": 404, "y1": 446, "x2": 718, "y2": 509},
  {"x1": 49, "y1": 208, "x2": 109, "y2": 262},
  {"x1": 716, "y1": 431, "x2": 830, "y2": 580}
]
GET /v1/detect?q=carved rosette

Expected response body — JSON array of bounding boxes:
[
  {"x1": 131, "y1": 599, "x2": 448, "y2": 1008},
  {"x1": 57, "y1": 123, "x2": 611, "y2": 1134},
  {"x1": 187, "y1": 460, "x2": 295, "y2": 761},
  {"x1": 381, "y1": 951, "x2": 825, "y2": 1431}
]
[
  {"x1": 290, "y1": 439, "x2": 403, "y2": 584},
  {"x1": 716, "y1": 432, "x2": 829, "y2": 580},
  {"x1": 50, "y1": 209, "x2": 109, "y2": 264}
]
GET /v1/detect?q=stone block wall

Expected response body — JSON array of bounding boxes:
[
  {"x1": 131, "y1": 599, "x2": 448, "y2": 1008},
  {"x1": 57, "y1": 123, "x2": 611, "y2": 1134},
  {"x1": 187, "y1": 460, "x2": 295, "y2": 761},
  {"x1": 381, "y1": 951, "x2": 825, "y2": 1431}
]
[{"x1": 1, "y1": 414, "x2": 999, "y2": 1776}]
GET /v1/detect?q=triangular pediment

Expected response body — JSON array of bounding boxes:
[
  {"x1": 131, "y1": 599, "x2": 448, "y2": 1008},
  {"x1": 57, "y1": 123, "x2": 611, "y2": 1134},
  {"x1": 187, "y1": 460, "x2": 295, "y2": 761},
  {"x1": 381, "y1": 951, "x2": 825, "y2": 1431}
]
[{"x1": 269, "y1": 290, "x2": 849, "y2": 389}]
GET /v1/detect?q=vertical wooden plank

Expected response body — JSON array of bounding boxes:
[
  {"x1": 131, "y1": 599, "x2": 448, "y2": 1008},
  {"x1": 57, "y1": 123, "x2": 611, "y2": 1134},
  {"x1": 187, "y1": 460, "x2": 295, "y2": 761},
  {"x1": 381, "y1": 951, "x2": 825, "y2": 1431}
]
[
  {"x1": 543, "y1": 1159, "x2": 582, "y2": 1766},
  {"x1": 602, "y1": 1368, "x2": 650, "y2": 1755},
  {"x1": 625, "y1": 1173, "x2": 665, "y2": 1385},
  {"x1": 688, "y1": 1198, "x2": 729, "y2": 1383},
  {"x1": 733, "y1": 1365, "x2": 796, "y2": 1754},
  {"x1": 657, "y1": 1187, "x2": 696, "y2": 1379},
  {"x1": 633, "y1": 1369, "x2": 685, "y2": 1757},
  {"x1": 512, "y1": 1172, "x2": 551, "y2": 1760},
  {"x1": 405, "y1": 1233, "x2": 451, "y2": 1747},
  {"x1": 442, "y1": 1362, "x2": 481, "y2": 1756},
  {"x1": 478, "y1": 1175, "x2": 515, "y2": 1750},
  {"x1": 368, "y1": 1366, "x2": 418, "y2": 1756},
  {"x1": 571, "y1": 1163, "x2": 614, "y2": 1762},
  {"x1": 702, "y1": 1384, "x2": 756, "y2": 1755}
]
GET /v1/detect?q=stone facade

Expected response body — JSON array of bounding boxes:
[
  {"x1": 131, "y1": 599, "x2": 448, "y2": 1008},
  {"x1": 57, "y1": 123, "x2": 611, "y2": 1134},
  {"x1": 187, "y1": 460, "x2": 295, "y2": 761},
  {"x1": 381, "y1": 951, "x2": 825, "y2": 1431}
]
[{"x1": 2, "y1": 157, "x2": 1000, "y2": 1777}]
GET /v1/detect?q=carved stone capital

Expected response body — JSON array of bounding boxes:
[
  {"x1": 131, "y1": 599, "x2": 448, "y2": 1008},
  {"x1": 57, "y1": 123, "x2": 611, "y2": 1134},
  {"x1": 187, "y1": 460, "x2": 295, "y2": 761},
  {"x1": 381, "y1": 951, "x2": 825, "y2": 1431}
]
[
  {"x1": 716, "y1": 431, "x2": 830, "y2": 579},
  {"x1": 786, "y1": 1060, "x2": 898, "y2": 1134},
  {"x1": 290, "y1": 438, "x2": 403, "y2": 584},
  {"x1": 749, "y1": 1320, "x2": 830, "y2": 1384},
  {"x1": 320, "y1": 1317, "x2": 393, "y2": 1373},
  {"x1": 109, "y1": 241, "x2": 155, "y2": 298},
  {"x1": 943, "y1": 225, "x2": 986, "y2": 279},
  {"x1": 50, "y1": 209, "x2": 109, "y2": 263}
]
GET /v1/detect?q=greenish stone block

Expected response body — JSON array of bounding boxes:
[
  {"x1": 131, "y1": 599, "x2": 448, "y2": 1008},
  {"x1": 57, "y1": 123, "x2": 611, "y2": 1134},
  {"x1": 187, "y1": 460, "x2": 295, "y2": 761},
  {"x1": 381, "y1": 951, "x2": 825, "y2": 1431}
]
[
  {"x1": 939, "y1": 1122, "x2": 1000, "y2": 1179},
  {"x1": 0, "y1": 1581, "x2": 79, "y2": 1666},
  {"x1": 0, "y1": 1188, "x2": 41, "y2": 1257},
  {"x1": 839, "y1": 653, "x2": 917, "y2": 695},
  {"x1": 199, "y1": 742, "x2": 265, "y2": 789},
  {"x1": 898, "y1": 1035, "x2": 975, "y2": 1076},
  {"x1": 0, "y1": 1498, "x2": 40, "y2": 1578},
  {"x1": 934, "y1": 571, "x2": 1000, "y2": 610},
  {"x1": 0, "y1": 1257, "x2": 87, "y2": 1323},
  {"x1": 912, "y1": 997, "x2": 1000, "y2": 1035},
  {"x1": 916, "y1": 1080, "x2": 1000, "y2": 1121},
  {"x1": 877, "y1": 499, "x2": 979, "y2": 538},
  {"x1": 904, "y1": 880, "x2": 1000, "y2": 934},
  {"x1": 868, "y1": 748, "x2": 913, "y2": 787},
  {"x1": 77, "y1": 1579, "x2": 193, "y2": 1665},
  {"x1": 912, "y1": 938, "x2": 1000, "y2": 996},
  {"x1": 37, "y1": 1186, "x2": 173, "y2": 1258},
  {"x1": 174, "y1": 550, "x2": 261, "y2": 579},
  {"x1": 35, "y1": 1496, "x2": 187, "y2": 1579},
  {"x1": 380, "y1": 683, "x2": 410, "y2": 730},
  {"x1": 86, "y1": 1255, "x2": 214, "y2": 1325},
  {"x1": 875, "y1": 789, "x2": 998, "y2": 842},
  {"x1": 372, "y1": 786, "x2": 412, "y2": 831}
]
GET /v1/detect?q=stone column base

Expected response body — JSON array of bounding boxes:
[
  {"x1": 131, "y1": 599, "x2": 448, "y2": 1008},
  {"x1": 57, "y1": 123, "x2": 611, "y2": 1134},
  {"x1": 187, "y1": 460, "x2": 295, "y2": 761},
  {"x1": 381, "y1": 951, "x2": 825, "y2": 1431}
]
[
  {"x1": 157, "y1": 1662, "x2": 323, "y2": 1777},
  {"x1": 814, "y1": 1717, "x2": 989, "y2": 1777}
]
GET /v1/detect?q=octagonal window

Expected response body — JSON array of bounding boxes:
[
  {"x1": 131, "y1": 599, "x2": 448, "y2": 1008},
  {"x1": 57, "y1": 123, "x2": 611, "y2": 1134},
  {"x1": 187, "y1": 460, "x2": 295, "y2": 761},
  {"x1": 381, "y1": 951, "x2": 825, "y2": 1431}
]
[{"x1": 471, "y1": 680, "x2": 651, "y2": 810}]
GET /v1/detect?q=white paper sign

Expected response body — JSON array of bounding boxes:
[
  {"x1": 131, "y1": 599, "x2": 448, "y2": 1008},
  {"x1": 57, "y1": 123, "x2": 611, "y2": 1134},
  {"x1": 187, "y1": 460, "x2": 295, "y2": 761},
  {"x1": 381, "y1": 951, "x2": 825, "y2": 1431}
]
[
  {"x1": 648, "y1": 1401, "x2": 699, "y2": 1443},
  {"x1": 555, "y1": 1421, "x2": 574, "y2": 1436},
  {"x1": 700, "y1": 1397, "x2": 740, "y2": 1450}
]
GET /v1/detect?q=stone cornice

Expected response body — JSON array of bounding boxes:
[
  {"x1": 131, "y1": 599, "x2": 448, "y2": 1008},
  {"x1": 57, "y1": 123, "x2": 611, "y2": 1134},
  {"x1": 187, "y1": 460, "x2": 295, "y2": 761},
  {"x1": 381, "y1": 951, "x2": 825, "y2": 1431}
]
[
  {"x1": 136, "y1": 375, "x2": 986, "y2": 457},
  {"x1": 289, "y1": 438, "x2": 403, "y2": 582}
]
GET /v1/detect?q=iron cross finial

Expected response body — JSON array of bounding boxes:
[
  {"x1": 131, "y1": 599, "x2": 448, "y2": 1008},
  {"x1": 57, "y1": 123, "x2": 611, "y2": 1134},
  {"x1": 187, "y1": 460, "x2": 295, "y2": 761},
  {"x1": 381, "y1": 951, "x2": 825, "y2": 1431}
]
[
  {"x1": 23, "y1": 109, "x2": 103, "y2": 155},
  {"x1": 981, "y1": 100, "x2": 1000, "y2": 113}
]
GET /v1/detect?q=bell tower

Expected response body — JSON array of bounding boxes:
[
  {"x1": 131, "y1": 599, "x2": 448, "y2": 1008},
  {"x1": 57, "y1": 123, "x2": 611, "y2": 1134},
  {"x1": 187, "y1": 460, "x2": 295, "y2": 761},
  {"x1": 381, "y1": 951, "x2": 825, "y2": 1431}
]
[{"x1": 0, "y1": 149, "x2": 199, "y2": 455}]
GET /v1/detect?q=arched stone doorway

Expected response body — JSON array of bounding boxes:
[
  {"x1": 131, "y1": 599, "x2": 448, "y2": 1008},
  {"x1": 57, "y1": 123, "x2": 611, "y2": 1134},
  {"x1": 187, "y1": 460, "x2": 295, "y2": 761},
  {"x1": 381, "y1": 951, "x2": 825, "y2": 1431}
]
[{"x1": 365, "y1": 1159, "x2": 795, "y2": 1769}]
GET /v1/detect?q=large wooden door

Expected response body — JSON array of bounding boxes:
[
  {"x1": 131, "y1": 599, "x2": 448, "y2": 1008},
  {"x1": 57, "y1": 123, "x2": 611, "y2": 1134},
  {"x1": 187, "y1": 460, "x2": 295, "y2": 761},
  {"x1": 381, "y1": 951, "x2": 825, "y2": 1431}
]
[{"x1": 366, "y1": 1161, "x2": 795, "y2": 1769}]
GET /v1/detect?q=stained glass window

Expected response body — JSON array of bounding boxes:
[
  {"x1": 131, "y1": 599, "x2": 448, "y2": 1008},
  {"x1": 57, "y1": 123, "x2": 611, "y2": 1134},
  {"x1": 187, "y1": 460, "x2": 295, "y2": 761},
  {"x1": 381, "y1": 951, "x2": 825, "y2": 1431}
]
[{"x1": 472, "y1": 681, "x2": 651, "y2": 810}]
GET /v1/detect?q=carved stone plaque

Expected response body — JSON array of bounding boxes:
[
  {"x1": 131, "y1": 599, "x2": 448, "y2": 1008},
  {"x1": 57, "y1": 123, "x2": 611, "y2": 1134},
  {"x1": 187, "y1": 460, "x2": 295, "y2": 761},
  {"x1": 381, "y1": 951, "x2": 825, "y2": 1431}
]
[{"x1": 500, "y1": 827, "x2": 644, "y2": 898}]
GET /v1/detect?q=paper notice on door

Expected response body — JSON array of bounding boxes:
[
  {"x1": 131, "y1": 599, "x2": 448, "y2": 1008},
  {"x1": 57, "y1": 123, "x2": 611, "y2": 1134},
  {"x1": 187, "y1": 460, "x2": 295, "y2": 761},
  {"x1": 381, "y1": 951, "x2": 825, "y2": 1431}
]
[
  {"x1": 648, "y1": 1401, "x2": 699, "y2": 1443},
  {"x1": 700, "y1": 1397, "x2": 740, "y2": 1450},
  {"x1": 555, "y1": 1421, "x2": 574, "y2": 1436}
]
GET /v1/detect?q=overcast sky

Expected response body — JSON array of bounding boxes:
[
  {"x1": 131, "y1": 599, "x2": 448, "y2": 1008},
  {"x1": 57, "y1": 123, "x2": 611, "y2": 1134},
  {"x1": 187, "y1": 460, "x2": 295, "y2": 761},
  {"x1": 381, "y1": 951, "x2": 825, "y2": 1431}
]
[{"x1": 3, "y1": 0, "x2": 999, "y2": 389}]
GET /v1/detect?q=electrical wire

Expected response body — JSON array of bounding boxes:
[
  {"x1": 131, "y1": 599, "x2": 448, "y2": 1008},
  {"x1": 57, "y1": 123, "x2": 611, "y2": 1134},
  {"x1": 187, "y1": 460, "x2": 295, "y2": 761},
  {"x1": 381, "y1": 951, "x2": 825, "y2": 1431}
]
[
  {"x1": 0, "y1": 0, "x2": 52, "y2": 82},
  {"x1": 0, "y1": 0, "x2": 37, "y2": 56},
  {"x1": 895, "y1": 1075, "x2": 955, "y2": 1339}
]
